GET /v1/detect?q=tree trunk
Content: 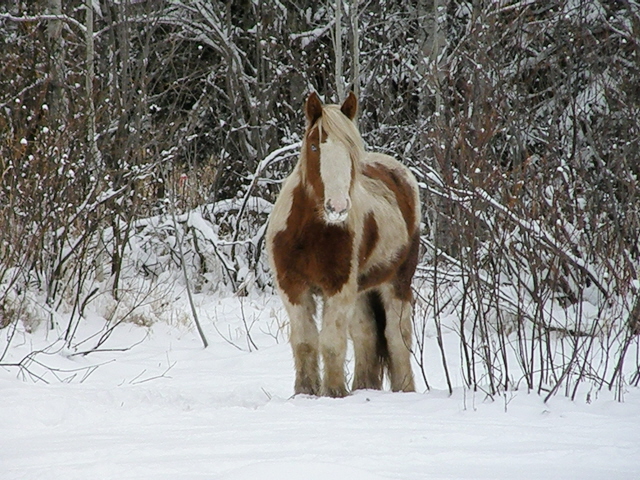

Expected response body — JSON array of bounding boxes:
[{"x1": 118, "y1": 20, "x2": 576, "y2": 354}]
[
  {"x1": 46, "y1": 0, "x2": 68, "y2": 125},
  {"x1": 334, "y1": 0, "x2": 345, "y2": 102},
  {"x1": 430, "y1": 0, "x2": 446, "y2": 113},
  {"x1": 350, "y1": 0, "x2": 361, "y2": 115},
  {"x1": 85, "y1": 0, "x2": 101, "y2": 169}
]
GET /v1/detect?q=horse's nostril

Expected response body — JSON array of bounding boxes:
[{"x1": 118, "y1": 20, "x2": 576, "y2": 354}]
[
  {"x1": 325, "y1": 203, "x2": 335, "y2": 213},
  {"x1": 326, "y1": 198, "x2": 349, "y2": 216}
]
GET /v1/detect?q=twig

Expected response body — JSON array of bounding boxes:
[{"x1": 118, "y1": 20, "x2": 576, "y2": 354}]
[
  {"x1": 239, "y1": 298, "x2": 258, "y2": 352},
  {"x1": 169, "y1": 193, "x2": 209, "y2": 349},
  {"x1": 231, "y1": 142, "x2": 300, "y2": 247},
  {"x1": 129, "y1": 360, "x2": 176, "y2": 385}
]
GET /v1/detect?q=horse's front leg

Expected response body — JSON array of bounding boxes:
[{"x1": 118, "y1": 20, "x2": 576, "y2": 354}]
[
  {"x1": 320, "y1": 291, "x2": 355, "y2": 397},
  {"x1": 284, "y1": 290, "x2": 320, "y2": 396}
]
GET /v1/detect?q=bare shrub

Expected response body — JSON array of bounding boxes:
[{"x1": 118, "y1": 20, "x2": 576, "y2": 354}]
[{"x1": 412, "y1": 0, "x2": 640, "y2": 400}]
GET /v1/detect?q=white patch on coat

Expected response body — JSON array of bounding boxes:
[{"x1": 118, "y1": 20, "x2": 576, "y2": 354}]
[{"x1": 320, "y1": 136, "x2": 352, "y2": 223}]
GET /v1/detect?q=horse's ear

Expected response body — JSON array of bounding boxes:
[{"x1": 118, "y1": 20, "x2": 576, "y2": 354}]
[
  {"x1": 305, "y1": 92, "x2": 323, "y2": 125},
  {"x1": 340, "y1": 91, "x2": 358, "y2": 120}
]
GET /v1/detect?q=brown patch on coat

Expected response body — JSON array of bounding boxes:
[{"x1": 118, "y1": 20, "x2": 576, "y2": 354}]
[
  {"x1": 357, "y1": 241, "x2": 409, "y2": 293},
  {"x1": 357, "y1": 229, "x2": 420, "y2": 301},
  {"x1": 358, "y1": 212, "x2": 379, "y2": 267},
  {"x1": 358, "y1": 261, "x2": 397, "y2": 293},
  {"x1": 303, "y1": 125, "x2": 327, "y2": 199},
  {"x1": 362, "y1": 162, "x2": 416, "y2": 230},
  {"x1": 272, "y1": 184, "x2": 354, "y2": 305},
  {"x1": 393, "y1": 230, "x2": 420, "y2": 301}
]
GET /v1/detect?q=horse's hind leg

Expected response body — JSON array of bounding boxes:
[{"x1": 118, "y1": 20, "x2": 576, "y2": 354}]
[
  {"x1": 350, "y1": 292, "x2": 383, "y2": 391},
  {"x1": 381, "y1": 285, "x2": 415, "y2": 392},
  {"x1": 284, "y1": 290, "x2": 320, "y2": 395}
]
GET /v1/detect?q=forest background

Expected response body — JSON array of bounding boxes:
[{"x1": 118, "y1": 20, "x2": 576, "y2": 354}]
[{"x1": 1, "y1": 0, "x2": 640, "y2": 400}]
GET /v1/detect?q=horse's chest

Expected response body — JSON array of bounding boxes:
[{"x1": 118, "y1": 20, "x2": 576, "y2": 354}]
[
  {"x1": 272, "y1": 211, "x2": 354, "y2": 304},
  {"x1": 293, "y1": 222, "x2": 353, "y2": 277}
]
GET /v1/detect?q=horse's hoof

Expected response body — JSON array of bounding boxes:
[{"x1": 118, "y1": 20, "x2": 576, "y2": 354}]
[
  {"x1": 294, "y1": 379, "x2": 320, "y2": 396},
  {"x1": 352, "y1": 375, "x2": 383, "y2": 391},
  {"x1": 323, "y1": 385, "x2": 349, "y2": 398}
]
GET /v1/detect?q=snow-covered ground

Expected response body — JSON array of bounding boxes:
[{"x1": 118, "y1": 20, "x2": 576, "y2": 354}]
[{"x1": 2, "y1": 293, "x2": 639, "y2": 479}]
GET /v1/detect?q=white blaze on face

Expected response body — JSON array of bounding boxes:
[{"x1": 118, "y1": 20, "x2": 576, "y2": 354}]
[{"x1": 320, "y1": 136, "x2": 352, "y2": 223}]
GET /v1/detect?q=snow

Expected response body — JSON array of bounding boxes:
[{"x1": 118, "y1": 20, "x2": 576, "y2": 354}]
[{"x1": 2, "y1": 294, "x2": 640, "y2": 479}]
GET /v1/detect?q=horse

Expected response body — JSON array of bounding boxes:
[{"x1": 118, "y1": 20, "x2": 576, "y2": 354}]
[{"x1": 266, "y1": 91, "x2": 421, "y2": 397}]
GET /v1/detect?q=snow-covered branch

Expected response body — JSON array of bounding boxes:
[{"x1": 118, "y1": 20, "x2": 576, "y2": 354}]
[{"x1": 0, "y1": 13, "x2": 86, "y2": 34}]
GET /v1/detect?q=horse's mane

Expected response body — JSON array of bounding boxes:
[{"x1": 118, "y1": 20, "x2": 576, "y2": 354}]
[{"x1": 317, "y1": 105, "x2": 366, "y2": 164}]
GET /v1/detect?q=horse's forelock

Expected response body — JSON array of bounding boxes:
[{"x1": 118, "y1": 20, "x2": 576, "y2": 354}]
[{"x1": 318, "y1": 106, "x2": 365, "y2": 164}]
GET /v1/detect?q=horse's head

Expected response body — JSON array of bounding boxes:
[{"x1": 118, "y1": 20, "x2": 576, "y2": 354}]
[{"x1": 303, "y1": 91, "x2": 363, "y2": 224}]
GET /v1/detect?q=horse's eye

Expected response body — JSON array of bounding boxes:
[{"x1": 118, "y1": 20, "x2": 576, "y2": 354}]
[{"x1": 310, "y1": 144, "x2": 318, "y2": 152}]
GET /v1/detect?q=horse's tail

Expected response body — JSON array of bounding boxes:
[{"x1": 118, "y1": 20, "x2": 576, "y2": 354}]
[{"x1": 368, "y1": 289, "x2": 389, "y2": 370}]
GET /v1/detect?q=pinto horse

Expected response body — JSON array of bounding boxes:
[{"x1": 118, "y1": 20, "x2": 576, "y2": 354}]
[{"x1": 266, "y1": 92, "x2": 421, "y2": 397}]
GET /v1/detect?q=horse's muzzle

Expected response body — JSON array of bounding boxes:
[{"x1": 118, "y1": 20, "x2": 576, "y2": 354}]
[{"x1": 325, "y1": 198, "x2": 350, "y2": 223}]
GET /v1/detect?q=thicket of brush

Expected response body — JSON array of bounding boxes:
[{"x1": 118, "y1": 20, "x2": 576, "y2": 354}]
[{"x1": 1, "y1": 1, "x2": 639, "y2": 399}]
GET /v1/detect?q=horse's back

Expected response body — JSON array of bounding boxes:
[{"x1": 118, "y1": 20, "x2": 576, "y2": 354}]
[{"x1": 360, "y1": 152, "x2": 421, "y2": 231}]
